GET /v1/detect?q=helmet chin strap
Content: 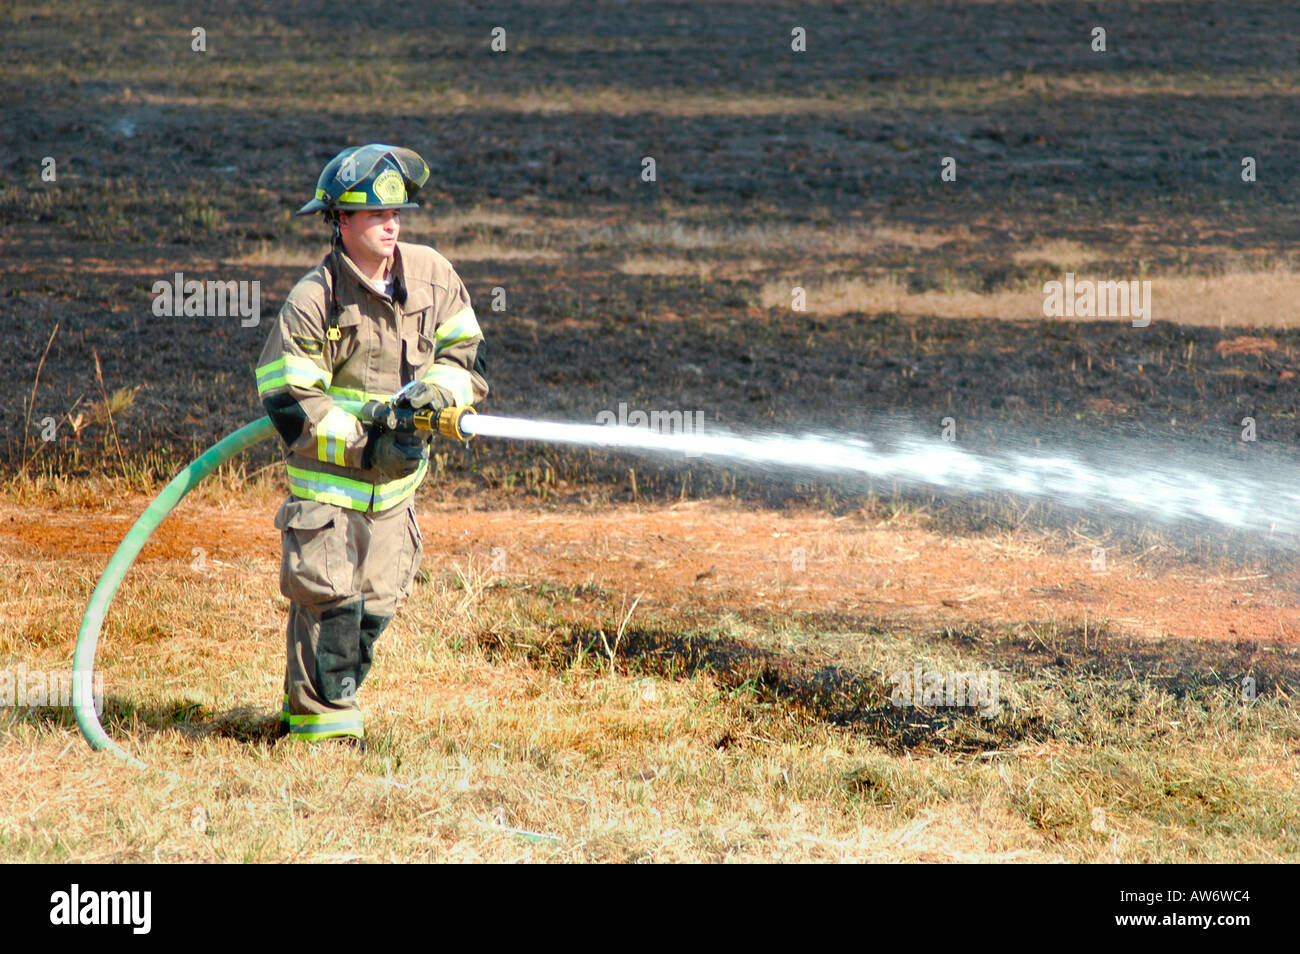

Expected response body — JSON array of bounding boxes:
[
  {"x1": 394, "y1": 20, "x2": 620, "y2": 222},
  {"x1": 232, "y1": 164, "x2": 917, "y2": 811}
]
[
  {"x1": 325, "y1": 219, "x2": 344, "y2": 341},
  {"x1": 391, "y1": 263, "x2": 407, "y2": 305}
]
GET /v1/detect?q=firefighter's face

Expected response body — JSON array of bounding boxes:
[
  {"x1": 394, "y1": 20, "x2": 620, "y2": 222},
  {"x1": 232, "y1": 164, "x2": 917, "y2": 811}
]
[{"x1": 340, "y1": 210, "x2": 400, "y2": 261}]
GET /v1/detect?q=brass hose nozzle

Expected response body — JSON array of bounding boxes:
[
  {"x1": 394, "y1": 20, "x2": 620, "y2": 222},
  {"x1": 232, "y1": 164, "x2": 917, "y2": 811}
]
[{"x1": 436, "y1": 405, "x2": 476, "y2": 442}]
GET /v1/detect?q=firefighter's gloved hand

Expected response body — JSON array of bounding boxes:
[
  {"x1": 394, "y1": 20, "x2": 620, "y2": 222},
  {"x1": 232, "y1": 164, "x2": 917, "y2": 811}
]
[
  {"x1": 363, "y1": 429, "x2": 428, "y2": 479},
  {"x1": 396, "y1": 380, "x2": 448, "y2": 412}
]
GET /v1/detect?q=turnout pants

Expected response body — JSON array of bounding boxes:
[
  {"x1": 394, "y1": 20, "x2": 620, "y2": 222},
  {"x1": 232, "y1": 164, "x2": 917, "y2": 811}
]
[{"x1": 274, "y1": 495, "x2": 423, "y2": 742}]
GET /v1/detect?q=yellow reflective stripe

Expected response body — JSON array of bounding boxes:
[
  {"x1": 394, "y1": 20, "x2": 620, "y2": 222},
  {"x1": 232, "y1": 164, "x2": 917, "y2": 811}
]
[
  {"x1": 257, "y1": 376, "x2": 287, "y2": 397},
  {"x1": 285, "y1": 460, "x2": 427, "y2": 512},
  {"x1": 287, "y1": 464, "x2": 373, "y2": 510},
  {"x1": 286, "y1": 706, "x2": 364, "y2": 741},
  {"x1": 422, "y1": 364, "x2": 473, "y2": 405},
  {"x1": 288, "y1": 486, "x2": 361, "y2": 510},
  {"x1": 288, "y1": 708, "x2": 362, "y2": 727},
  {"x1": 314, "y1": 187, "x2": 379, "y2": 208},
  {"x1": 326, "y1": 385, "x2": 392, "y2": 403},
  {"x1": 434, "y1": 306, "x2": 481, "y2": 353},
  {"x1": 255, "y1": 357, "x2": 289, "y2": 395},
  {"x1": 318, "y1": 433, "x2": 340, "y2": 467},
  {"x1": 281, "y1": 697, "x2": 363, "y2": 739},
  {"x1": 256, "y1": 355, "x2": 331, "y2": 396},
  {"x1": 316, "y1": 406, "x2": 359, "y2": 467},
  {"x1": 284, "y1": 355, "x2": 331, "y2": 389},
  {"x1": 373, "y1": 459, "x2": 428, "y2": 509}
]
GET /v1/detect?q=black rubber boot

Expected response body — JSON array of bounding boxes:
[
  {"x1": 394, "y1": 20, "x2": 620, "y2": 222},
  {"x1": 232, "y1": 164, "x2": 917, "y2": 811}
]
[{"x1": 356, "y1": 611, "x2": 393, "y2": 690}]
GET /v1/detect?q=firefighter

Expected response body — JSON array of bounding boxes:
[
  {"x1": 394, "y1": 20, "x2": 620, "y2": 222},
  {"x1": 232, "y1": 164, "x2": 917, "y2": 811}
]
[{"x1": 255, "y1": 144, "x2": 488, "y2": 748}]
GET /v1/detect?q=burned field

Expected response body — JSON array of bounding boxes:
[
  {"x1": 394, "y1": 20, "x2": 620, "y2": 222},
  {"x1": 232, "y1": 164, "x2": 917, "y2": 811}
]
[{"x1": 2, "y1": 1, "x2": 1299, "y2": 862}]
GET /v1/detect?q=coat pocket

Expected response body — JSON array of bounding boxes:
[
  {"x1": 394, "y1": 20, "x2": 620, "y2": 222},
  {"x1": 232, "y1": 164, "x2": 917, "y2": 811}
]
[
  {"x1": 276, "y1": 498, "x2": 345, "y2": 605},
  {"x1": 402, "y1": 312, "x2": 436, "y2": 380}
]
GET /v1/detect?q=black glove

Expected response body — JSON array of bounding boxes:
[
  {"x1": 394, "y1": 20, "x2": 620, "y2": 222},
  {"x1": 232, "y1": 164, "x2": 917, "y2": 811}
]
[
  {"x1": 363, "y1": 429, "x2": 428, "y2": 479},
  {"x1": 395, "y1": 380, "x2": 448, "y2": 412}
]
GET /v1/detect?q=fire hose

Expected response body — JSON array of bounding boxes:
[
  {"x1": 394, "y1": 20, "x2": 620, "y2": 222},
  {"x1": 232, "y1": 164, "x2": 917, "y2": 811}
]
[
  {"x1": 73, "y1": 395, "x2": 476, "y2": 767},
  {"x1": 77, "y1": 386, "x2": 726, "y2": 765}
]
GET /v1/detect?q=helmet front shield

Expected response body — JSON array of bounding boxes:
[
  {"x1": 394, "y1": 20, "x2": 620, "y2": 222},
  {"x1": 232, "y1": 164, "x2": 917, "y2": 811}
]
[{"x1": 296, "y1": 144, "x2": 432, "y2": 216}]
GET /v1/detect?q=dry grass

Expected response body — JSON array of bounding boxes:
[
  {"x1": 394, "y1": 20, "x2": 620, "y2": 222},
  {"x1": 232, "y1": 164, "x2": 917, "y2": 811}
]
[
  {"x1": 761, "y1": 266, "x2": 1300, "y2": 328},
  {"x1": 617, "y1": 255, "x2": 713, "y2": 278},
  {"x1": 431, "y1": 240, "x2": 564, "y2": 263},
  {"x1": 616, "y1": 255, "x2": 767, "y2": 279},
  {"x1": 1152, "y1": 269, "x2": 1300, "y2": 327},
  {"x1": 421, "y1": 207, "x2": 541, "y2": 234},
  {"x1": 598, "y1": 221, "x2": 955, "y2": 256},
  {"x1": 222, "y1": 217, "x2": 959, "y2": 273},
  {"x1": 1011, "y1": 240, "x2": 1102, "y2": 268},
  {"x1": 0, "y1": 460, "x2": 288, "y2": 513},
  {"x1": 20, "y1": 59, "x2": 1300, "y2": 117},
  {"x1": 226, "y1": 233, "x2": 564, "y2": 268},
  {"x1": 761, "y1": 275, "x2": 1039, "y2": 321},
  {"x1": 222, "y1": 242, "x2": 321, "y2": 268},
  {"x1": 2, "y1": 484, "x2": 1298, "y2": 863}
]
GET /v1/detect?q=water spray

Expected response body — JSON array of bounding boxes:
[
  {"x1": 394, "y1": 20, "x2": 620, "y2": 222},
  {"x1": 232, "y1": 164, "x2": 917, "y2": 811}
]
[
  {"x1": 75, "y1": 399, "x2": 1300, "y2": 765},
  {"x1": 458, "y1": 411, "x2": 1300, "y2": 541}
]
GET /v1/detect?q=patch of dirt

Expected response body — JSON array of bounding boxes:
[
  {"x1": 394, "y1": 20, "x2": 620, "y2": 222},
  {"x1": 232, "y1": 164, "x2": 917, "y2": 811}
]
[
  {"x1": 1215, "y1": 335, "x2": 1282, "y2": 357},
  {"x1": 0, "y1": 505, "x2": 271, "y2": 562},
  {"x1": 6, "y1": 497, "x2": 1296, "y2": 646},
  {"x1": 430, "y1": 502, "x2": 1300, "y2": 644}
]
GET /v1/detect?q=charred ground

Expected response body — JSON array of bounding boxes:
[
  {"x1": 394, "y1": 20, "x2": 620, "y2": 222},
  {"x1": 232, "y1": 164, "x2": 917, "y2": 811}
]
[{"x1": 3, "y1": 2, "x2": 1300, "y2": 507}]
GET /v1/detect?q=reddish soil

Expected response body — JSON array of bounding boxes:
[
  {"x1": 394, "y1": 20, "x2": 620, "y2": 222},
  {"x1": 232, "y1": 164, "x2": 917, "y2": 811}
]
[
  {"x1": 4, "y1": 1, "x2": 1300, "y2": 696},
  {"x1": 4, "y1": 496, "x2": 1295, "y2": 645}
]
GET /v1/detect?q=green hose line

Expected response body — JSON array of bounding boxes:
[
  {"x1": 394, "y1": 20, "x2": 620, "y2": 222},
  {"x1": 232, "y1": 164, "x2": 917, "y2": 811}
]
[{"x1": 74, "y1": 400, "x2": 367, "y2": 766}]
